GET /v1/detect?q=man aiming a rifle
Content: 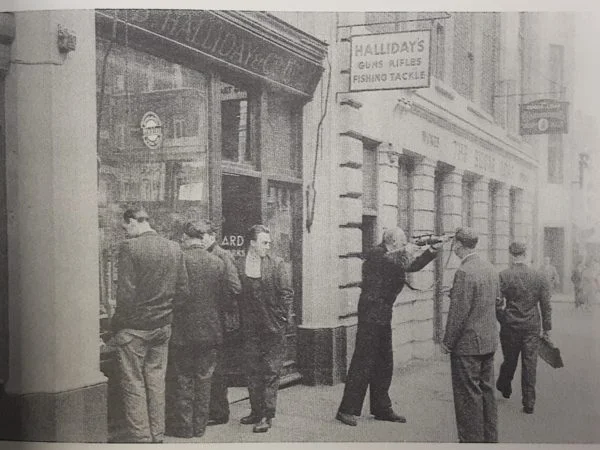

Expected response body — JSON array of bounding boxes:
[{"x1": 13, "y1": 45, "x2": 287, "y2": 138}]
[{"x1": 336, "y1": 227, "x2": 445, "y2": 426}]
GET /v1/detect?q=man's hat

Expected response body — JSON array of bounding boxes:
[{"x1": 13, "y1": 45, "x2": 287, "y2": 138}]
[
  {"x1": 509, "y1": 241, "x2": 527, "y2": 256},
  {"x1": 454, "y1": 227, "x2": 479, "y2": 248}
]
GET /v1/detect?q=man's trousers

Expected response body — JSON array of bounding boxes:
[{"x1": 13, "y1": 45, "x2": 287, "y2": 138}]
[
  {"x1": 166, "y1": 345, "x2": 217, "y2": 437},
  {"x1": 338, "y1": 322, "x2": 394, "y2": 417},
  {"x1": 208, "y1": 347, "x2": 229, "y2": 422},
  {"x1": 244, "y1": 331, "x2": 285, "y2": 419},
  {"x1": 450, "y1": 352, "x2": 498, "y2": 443},
  {"x1": 114, "y1": 325, "x2": 171, "y2": 443},
  {"x1": 497, "y1": 328, "x2": 540, "y2": 409}
]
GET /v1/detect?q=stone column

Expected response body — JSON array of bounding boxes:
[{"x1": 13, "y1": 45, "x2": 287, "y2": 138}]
[
  {"x1": 409, "y1": 157, "x2": 437, "y2": 360},
  {"x1": 3, "y1": 11, "x2": 107, "y2": 441},
  {"x1": 494, "y1": 183, "x2": 511, "y2": 270}
]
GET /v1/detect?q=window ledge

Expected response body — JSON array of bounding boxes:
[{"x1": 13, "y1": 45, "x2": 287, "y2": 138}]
[
  {"x1": 434, "y1": 81, "x2": 455, "y2": 100},
  {"x1": 467, "y1": 104, "x2": 494, "y2": 125},
  {"x1": 507, "y1": 132, "x2": 522, "y2": 144}
]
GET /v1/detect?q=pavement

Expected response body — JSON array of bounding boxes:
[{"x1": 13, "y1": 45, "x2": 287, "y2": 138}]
[{"x1": 160, "y1": 297, "x2": 600, "y2": 444}]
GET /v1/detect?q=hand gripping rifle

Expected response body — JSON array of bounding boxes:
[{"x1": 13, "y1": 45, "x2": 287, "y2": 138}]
[{"x1": 403, "y1": 233, "x2": 456, "y2": 292}]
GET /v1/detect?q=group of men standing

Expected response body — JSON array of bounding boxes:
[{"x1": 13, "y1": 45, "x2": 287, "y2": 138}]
[
  {"x1": 108, "y1": 207, "x2": 292, "y2": 443},
  {"x1": 336, "y1": 226, "x2": 552, "y2": 444},
  {"x1": 108, "y1": 205, "x2": 553, "y2": 443}
]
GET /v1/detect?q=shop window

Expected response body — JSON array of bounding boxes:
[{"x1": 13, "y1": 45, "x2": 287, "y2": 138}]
[
  {"x1": 265, "y1": 93, "x2": 302, "y2": 175},
  {"x1": 221, "y1": 81, "x2": 252, "y2": 165},
  {"x1": 96, "y1": 38, "x2": 210, "y2": 322}
]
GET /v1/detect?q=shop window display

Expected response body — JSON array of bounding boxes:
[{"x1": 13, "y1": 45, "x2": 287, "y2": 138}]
[{"x1": 96, "y1": 38, "x2": 209, "y2": 334}]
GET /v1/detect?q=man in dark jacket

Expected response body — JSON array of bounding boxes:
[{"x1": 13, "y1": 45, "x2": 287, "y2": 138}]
[
  {"x1": 166, "y1": 221, "x2": 226, "y2": 438},
  {"x1": 441, "y1": 227, "x2": 501, "y2": 443},
  {"x1": 336, "y1": 227, "x2": 441, "y2": 427},
  {"x1": 189, "y1": 220, "x2": 242, "y2": 426},
  {"x1": 496, "y1": 242, "x2": 552, "y2": 414},
  {"x1": 237, "y1": 225, "x2": 293, "y2": 433},
  {"x1": 111, "y1": 207, "x2": 188, "y2": 443}
]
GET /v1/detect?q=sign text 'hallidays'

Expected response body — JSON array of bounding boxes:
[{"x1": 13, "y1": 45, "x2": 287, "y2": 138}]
[
  {"x1": 113, "y1": 10, "x2": 322, "y2": 96},
  {"x1": 350, "y1": 30, "x2": 431, "y2": 91}
]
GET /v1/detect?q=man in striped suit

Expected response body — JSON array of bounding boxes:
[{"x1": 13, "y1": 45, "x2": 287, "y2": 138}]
[{"x1": 442, "y1": 227, "x2": 502, "y2": 443}]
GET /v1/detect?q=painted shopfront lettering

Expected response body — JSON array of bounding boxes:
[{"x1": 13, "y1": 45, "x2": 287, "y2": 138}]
[
  {"x1": 421, "y1": 131, "x2": 440, "y2": 149},
  {"x1": 474, "y1": 149, "x2": 496, "y2": 174},
  {"x1": 125, "y1": 10, "x2": 315, "y2": 92},
  {"x1": 452, "y1": 141, "x2": 470, "y2": 164}
]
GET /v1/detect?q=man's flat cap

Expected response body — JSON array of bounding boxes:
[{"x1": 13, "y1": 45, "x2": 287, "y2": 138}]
[
  {"x1": 454, "y1": 227, "x2": 479, "y2": 247},
  {"x1": 509, "y1": 241, "x2": 527, "y2": 256}
]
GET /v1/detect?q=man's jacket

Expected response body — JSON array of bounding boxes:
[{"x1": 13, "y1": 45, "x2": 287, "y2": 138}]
[
  {"x1": 443, "y1": 253, "x2": 501, "y2": 355},
  {"x1": 208, "y1": 242, "x2": 241, "y2": 318},
  {"x1": 358, "y1": 243, "x2": 437, "y2": 325},
  {"x1": 113, "y1": 230, "x2": 188, "y2": 332},
  {"x1": 171, "y1": 244, "x2": 225, "y2": 346},
  {"x1": 498, "y1": 262, "x2": 552, "y2": 333},
  {"x1": 237, "y1": 253, "x2": 293, "y2": 334}
]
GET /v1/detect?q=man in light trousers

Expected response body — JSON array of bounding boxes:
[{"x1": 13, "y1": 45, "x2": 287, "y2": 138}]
[{"x1": 111, "y1": 207, "x2": 188, "y2": 443}]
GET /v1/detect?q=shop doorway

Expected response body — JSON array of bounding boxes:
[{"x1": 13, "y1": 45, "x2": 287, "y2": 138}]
[
  {"x1": 220, "y1": 174, "x2": 261, "y2": 386},
  {"x1": 221, "y1": 174, "x2": 261, "y2": 259}
]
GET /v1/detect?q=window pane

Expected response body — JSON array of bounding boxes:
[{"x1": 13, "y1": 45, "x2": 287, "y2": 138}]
[
  {"x1": 221, "y1": 81, "x2": 252, "y2": 165},
  {"x1": 96, "y1": 38, "x2": 209, "y2": 317}
]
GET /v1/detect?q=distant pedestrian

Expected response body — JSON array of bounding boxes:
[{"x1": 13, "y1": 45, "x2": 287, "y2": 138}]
[
  {"x1": 540, "y1": 256, "x2": 560, "y2": 292},
  {"x1": 111, "y1": 207, "x2": 188, "y2": 443},
  {"x1": 496, "y1": 242, "x2": 552, "y2": 415},
  {"x1": 165, "y1": 221, "x2": 226, "y2": 439},
  {"x1": 336, "y1": 227, "x2": 441, "y2": 427},
  {"x1": 581, "y1": 260, "x2": 600, "y2": 310},
  {"x1": 237, "y1": 225, "x2": 293, "y2": 433},
  {"x1": 441, "y1": 227, "x2": 500, "y2": 443},
  {"x1": 572, "y1": 262, "x2": 584, "y2": 308}
]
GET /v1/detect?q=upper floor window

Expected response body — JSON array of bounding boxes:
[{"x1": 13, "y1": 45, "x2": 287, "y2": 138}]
[
  {"x1": 452, "y1": 13, "x2": 474, "y2": 101},
  {"x1": 549, "y1": 44, "x2": 565, "y2": 99},
  {"x1": 433, "y1": 23, "x2": 446, "y2": 81},
  {"x1": 480, "y1": 13, "x2": 499, "y2": 115},
  {"x1": 548, "y1": 134, "x2": 564, "y2": 184}
]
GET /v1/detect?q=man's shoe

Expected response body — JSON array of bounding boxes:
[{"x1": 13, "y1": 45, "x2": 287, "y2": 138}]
[
  {"x1": 207, "y1": 417, "x2": 229, "y2": 426},
  {"x1": 193, "y1": 428, "x2": 206, "y2": 438},
  {"x1": 373, "y1": 410, "x2": 407, "y2": 423},
  {"x1": 252, "y1": 417, "x2": 272, "y2": 433},
  {"x1": 240, "y1": 413, "x2": 261, "y2": 425},
  {"x1": 496, "y1": 381, "x2": 511, "y2": 399},
  {"x1": 336, "y1": 411, "x2": 358, "y2": 426},
  {"x1": 523, "y1": 406, "x2": 534, "y2": 414}
]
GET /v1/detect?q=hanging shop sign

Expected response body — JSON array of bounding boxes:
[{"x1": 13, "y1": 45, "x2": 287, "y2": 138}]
[
  {"x1": 350, "y1": 30, "x2": 431, "y2": 92},
  {"x1": 96, "y1": 10, "x2": 326, "y2": 98},
  {"x1": 519, "y1": 99, "x2": 569, "y2": 135}
]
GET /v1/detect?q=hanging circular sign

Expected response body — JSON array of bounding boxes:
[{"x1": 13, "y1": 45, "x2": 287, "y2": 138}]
[{"x1": 140, "y1": 112, "x2": 163, "y2": 149}]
